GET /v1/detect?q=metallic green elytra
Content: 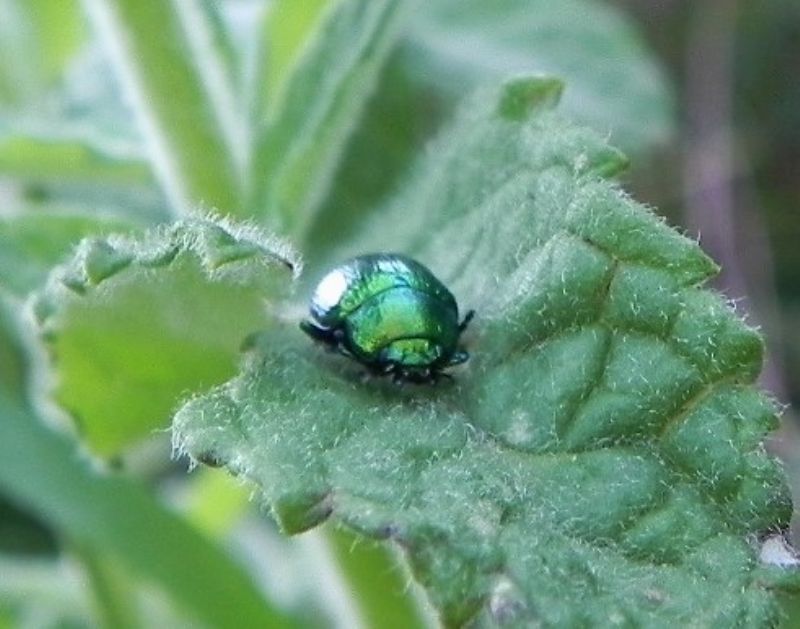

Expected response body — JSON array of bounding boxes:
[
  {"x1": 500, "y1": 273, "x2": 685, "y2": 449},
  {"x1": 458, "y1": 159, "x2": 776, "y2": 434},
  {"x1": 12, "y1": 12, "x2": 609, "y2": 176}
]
[{"x1": 300, "y1": 253, "x2": 473, "y2": 383}]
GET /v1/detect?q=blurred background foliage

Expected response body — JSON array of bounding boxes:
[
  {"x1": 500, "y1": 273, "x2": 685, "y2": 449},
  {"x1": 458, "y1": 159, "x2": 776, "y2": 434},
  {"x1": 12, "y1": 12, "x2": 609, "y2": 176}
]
[{"x1": 0, "y1": 0, "x2": 798, "y2": 627}]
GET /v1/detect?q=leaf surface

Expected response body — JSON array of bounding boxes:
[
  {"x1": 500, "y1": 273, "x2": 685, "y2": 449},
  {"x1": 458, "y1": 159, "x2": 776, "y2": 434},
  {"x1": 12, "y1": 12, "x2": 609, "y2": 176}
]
[
  {"x1": 0, "y1": 211, "x2": 135, "y2": 297},
  {"x1": 0, "y1": 299, "x2": 27, "y2": 404},
  {"x1": 326, "y1": 526, "x2": 432, "y2": 629},
  {"x1": 34, "y1": 215, "x2": 299, "y2": 456},
  {"x1": 174, "y1": 78, "x2": 797, "y2": 626}
]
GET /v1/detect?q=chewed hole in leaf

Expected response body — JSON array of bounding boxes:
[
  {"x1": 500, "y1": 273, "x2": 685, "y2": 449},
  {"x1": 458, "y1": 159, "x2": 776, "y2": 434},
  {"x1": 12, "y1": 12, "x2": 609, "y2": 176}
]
[{"x1": 34, "y1": 216, "x2": 300, "y2": 457}]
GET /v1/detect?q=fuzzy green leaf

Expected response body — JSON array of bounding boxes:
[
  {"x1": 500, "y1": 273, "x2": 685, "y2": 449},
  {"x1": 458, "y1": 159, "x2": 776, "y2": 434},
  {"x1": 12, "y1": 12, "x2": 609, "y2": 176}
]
[
  {"x1": 174, "y1": 78, "x2": 797, "y2": 627},
  {"x1": 0, "y1": 211, "x2": 136, "y2": 297},
  {"x1": 34, "y1": 216, "x2": 299, "y2": 456},
  {"x1": 251, "y1": 0, "x2": 412, "y2": 235}
]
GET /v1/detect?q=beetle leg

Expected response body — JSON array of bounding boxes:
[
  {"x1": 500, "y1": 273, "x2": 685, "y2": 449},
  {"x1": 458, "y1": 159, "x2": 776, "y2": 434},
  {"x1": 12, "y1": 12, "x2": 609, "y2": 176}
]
[
  {"x1": 330, "y1": 328, "x2": 356, "y2": 358},
  {"x1": 299, "y1": 320, "x2": 336, "y2": 346},
  {"x1": 391, "y1": 368, "x2": 406, "y2": 385},
  {"x1": 434, "y1": 371, "x2": 454, "y2": 384},
  {"x1": 459, "y1": 309, "x2": 475, "y2": 332}
]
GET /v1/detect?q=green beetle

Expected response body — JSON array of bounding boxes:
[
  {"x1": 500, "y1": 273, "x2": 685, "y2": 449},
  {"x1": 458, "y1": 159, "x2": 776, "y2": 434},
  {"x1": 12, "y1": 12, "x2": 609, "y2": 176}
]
[{"x1": 300, "y1": 253, "x2": 473, "y2": 383}]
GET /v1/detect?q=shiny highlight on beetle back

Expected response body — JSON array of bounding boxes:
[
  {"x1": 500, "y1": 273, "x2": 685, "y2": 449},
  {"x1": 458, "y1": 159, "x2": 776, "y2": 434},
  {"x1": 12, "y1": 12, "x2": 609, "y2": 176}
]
[{"x1": 310, "y1": 255, "x2": 456, "y2": 328}]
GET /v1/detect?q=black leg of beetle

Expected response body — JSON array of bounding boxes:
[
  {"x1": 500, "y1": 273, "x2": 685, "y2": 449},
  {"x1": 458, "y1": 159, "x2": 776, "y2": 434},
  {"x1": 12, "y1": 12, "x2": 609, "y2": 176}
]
[
  {"x1": 383, "y1": 363, "x2": 404, "y2": 386},
  {"x1": 391, "y1": 366, "x2": 408, "y2": 386},
  {"x1": 331, "y1": 329, "x2": 356, "y2": 358},
  {"x1": 459, "y1": 309, "x2": 475, "y2": 332},
  {"x1": 433, "y1": 371, "x2": 453, "y2": 385},
  {"x1": 300, "y1": 320, "x2": 336, "y2": 347}
]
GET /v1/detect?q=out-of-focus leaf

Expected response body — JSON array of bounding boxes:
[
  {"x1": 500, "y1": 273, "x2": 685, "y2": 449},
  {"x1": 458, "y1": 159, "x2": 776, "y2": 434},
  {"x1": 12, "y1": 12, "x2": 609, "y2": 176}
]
[
  {"x1": 183, "y1": 468, "x2": 251, "y2": 537},
  {"x1": 16, "y1": 0, "x2": 85, "y2": 84},
  {"x1": 327, "y1": 526, "x2": 431, "y2": 629},
  {"x1": 0, "y1": 397, "x2": 301, "y2": 629},
  {"x1": 82, "y1": 0, "x2": 246, "y2": 215},
  {"x1": 306, "y1": 57, "x2": 442, "y2": 265},
  {"x1": 0, "y1": 211, "x2": 136, "y2": 297},
  {"x1": 251, "y1": 0, "x2": 412, "y2": 235},
  {"x1": 0, "y1": 0, "x2": 85, "y2": 104},
  {"x1": 77, "y1": 544, "x2": 140, "y2": 629},
  {"x1": 174, "y1": 78, "x2": 798, "y2": 627},
  {"x1": 0, "y1": 134, "x2": 149, "y2": 188},
  {"x1": 33, "y1": 215, "x2": 300, "y2": 456},
  {"x1": 0, "y1": 298, "x2": 26, "y2": 402},
  {"x1": 256, "y1": 0, "x2": 331, "y2": 119},
  {"x1": 310, "y1": 0, "x2": 674, "y2": 260},
  {"x1": 0, "y1": 556, "x2": 92, "y2": 628},
  {"x1": 0, "y1": 495, "x2": 57, "y2": 556},
  {"x1": 0, "y1": 47, "x2": 165, "y2": 222},
  {"x1": 408, "y1": 0, "x2": 674, "y2": 153}
]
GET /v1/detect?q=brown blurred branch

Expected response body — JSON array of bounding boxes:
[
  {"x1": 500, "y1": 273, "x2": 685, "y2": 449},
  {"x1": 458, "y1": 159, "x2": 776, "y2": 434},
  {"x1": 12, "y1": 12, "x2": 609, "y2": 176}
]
[{"x1": 682, "y1": 1, "x2": 799, "y2": 454}]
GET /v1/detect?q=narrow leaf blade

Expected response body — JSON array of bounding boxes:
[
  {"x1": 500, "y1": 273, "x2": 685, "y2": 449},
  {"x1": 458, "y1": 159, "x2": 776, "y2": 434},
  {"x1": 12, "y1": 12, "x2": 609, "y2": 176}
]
[
  {"x1": 252, "y1": 0, "x2": 411, "y2": 235},
  {"x1": 0, "y1": 134, "x2": 149, "y2": 188},
  {"x1": 82, "y1": 0, "x2": 244, "y2": 215},
  {"x1": 0, "y1": 0, "x2": 85, "y2": 104},
  {"x1": 0, "y1": 397, "x2": 299, "y2": 629}
]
